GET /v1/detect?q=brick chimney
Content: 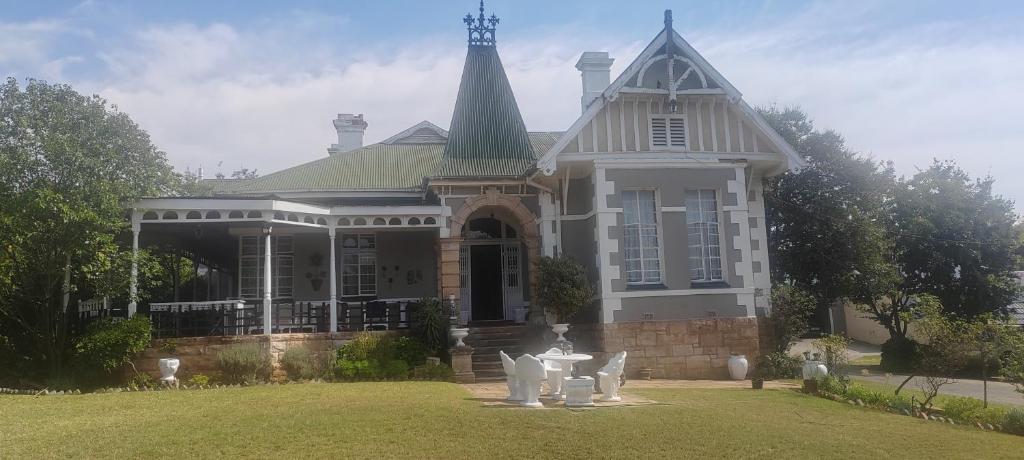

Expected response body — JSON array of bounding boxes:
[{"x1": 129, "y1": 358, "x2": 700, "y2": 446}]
[
  {"x1": 575, "y1": 52, "x2": 614, "y2": 113},
  {"x1": 328, "y1": 113, "x2": 368, "y2": 155}
]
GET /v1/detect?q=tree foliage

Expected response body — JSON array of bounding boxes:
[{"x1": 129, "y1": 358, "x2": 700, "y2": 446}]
[
  {"x1": 767, "y1": 284, "x2": 815, "y2": 353},
  {"x1": 762, "y1": 106, "x2": 1022, "y2": 339},
  {"x1": 535, "y1": 256, "x2": 595, "y2": 323},
  {"x1": 761, "y1": 106, "x2": 899, "y2": 328},
  {"x1": 0, "y1": 78, "x2": 179, "y2": 379}
]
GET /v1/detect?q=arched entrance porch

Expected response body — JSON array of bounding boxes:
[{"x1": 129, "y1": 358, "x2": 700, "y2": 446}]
[{"x1": 440, "y1": 191, "x2": 541, "y2": 324}]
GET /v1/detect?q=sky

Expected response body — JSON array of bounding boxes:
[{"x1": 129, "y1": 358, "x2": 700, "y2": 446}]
[{"x1": 3, "y1": 0, "x2": 1023, "y2": 210}]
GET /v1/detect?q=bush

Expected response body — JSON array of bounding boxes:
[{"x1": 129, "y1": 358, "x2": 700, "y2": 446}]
[
  {"x1": 1004, "y1": 408, "x2": 1024, "y2": 435},
  {"x1": 942, "y1": 397, "x2": 1007, "y2": 426},
  {"x1": 280, "y1": 346, "x2": 318, "y2": 380},
  {"x1": 73, "y1": 316, "x2": 152, "y2": 386},
  {"x1": 126, "y1": 372, "x2": 156, "y2": 390},
  {"x1": 187, "y1": 374, "x2": 210, "y2": 387},
  {"x1": 767, "y1": 285, "x2": 816, "y2": 353},
  {"x1": 393, "y1": 336, "x2": 428, "y2": 368},
  {"x1": 412, "y1": 362, "x2": 455, "y2": 381},
  {"x1": 881, "y1": 337, "x2": 920, "y2": 373},
  {"x1": 754, "y1": 352, "x2": 801, "y2": 379},
  {"x1": 216, "y1": 344, "x2": 272, "y2": 384},
  {"x1": 812, "y1": 334, "x2": 849, "y2": 377},
  {"x1": 333, "y1": 333, "x2": 415, "y2": 381},
  {"x1": 535, "y1": 256, "x2": 595, "y2": 322},
  {"x1": 411, "y1": 298, "x2": 447, "y2": 354}
]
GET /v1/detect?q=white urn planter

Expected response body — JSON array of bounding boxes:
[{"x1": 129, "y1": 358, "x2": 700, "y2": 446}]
[
  {"x1": 158, "y1": 358, "x2": 180, "y2": 387},
  {"x1": 551, "y1": 323, "x2": 570, "y2": 342},
  {"x1": 450, "y1": 328, "x2": 469, "y2": 348},
  {"x1": 727, "y1": 355, "x2": 748, "y2": 380}
]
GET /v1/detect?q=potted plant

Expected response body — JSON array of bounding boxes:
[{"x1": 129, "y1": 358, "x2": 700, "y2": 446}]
[{"x1": 534, "y1": 256, "x2": 595, "y2": 342}]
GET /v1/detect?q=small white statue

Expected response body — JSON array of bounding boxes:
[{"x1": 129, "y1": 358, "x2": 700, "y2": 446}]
[
  {"x1": 541, "y1": 347, "x2": 564, "y2": 397},
  {"x1": 597, "y1": 351, "x2": 627, "y2": 402},
  {"x1": 514, "y1": 354, "x2": 547, "y2": 408},
  {"x1": 499, "y1": 351, "x2": 521, "y2": 401},
  {"x1": 158, "y1": 358, "x2": 180, "y2": 388}
]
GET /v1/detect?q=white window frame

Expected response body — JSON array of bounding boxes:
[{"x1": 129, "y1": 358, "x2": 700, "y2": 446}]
[
  {"x1": 649, "y1": 113, "x2": 688, "y2": 150},
  {"x1": 686, "y1": 189, "x2": 724, "y2": 283},
  {"x1": 238, "y1": 235, "x2": 294, "y2": 299},
  {"x1": 340, "y1": 233, "x2": 377, "y2": 297},
  {"x1": 621, "y1": 188, "x2": 666, "y2": 285}
]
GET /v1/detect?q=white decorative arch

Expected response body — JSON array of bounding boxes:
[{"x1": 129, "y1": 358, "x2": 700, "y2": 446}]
[{"x1": 634, "y1": 55, "x2": 708, "y2": 90}]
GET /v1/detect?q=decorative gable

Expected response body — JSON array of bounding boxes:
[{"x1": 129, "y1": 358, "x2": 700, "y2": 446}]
[{"x1": 382, "y1": 121, "x2": 448, "y2": 144}]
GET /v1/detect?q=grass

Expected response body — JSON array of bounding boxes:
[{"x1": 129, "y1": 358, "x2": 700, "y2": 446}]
[
  {"x1": 849, "y1": 355, "x2": 882, "y2": 366},
  {"x1": 2, "y1": 383, "x2": 1023, "y2": 459}
]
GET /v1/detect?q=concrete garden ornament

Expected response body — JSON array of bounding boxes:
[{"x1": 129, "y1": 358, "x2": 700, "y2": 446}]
[
  {"x1": 158, "y1": 358, "x2": 180, "y2": 388},
  {"x1": 597, "y1": 351, "x2": 627, "y2": 402},
  {"x1": 541, "y1": 348, "x2": 564, "y2": 396},
  {"x1": 514, "y1": 354, "x2": 547, "y2": 408},
  {"x1": 499, "y1": 351, "x2": 521, "y2": 401},
  {"x1": 450, "y1": 328, "x2": 469, "y2": 348}
]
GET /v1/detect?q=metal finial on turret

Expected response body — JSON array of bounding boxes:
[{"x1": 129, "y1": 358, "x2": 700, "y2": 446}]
[
  {"x1": 664, "y1": 9, "x2": 673, "y2": 29},
  {"x1": 464, "y1": 1, "x2": 499, "y2": 46}
]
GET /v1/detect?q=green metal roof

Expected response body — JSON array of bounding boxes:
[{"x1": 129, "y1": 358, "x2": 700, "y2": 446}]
[
  {"x1": 438, "y1": 45, "x2": 536, "y2": 178},
  {"x1": 211, "y1": 132, "x2": 559, "y2": 195}
]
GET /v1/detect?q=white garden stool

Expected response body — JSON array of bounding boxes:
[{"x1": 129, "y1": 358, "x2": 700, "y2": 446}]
[{"x1": 563, "y1": 376, "x2": 595, "y2": 407}]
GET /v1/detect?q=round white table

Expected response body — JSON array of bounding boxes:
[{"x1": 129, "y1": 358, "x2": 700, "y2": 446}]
[{"x1": 536, "y1": 352, "x2": 592, "y2": 400}]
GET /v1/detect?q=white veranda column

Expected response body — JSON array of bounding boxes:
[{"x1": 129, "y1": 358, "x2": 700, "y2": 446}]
[
  {"x1": 329, "y1": 227, "x2": 338, "y2": 333},
  {"x1": 263, "y1": 227, "x2": 273, "y2": 335},
  {"x1": 128, "y1": 219, "x2": 140, "y2": 317}
]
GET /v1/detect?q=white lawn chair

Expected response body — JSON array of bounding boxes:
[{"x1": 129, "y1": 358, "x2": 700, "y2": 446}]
[
  {"x1": 597, "y1": 351, "x2": 627, "y2": 402},
  {"x1": 514, "y1": 354, "x2": 546, "y2": 408},
  {"x1": 541, "y1": 347, "x2": 564, "y2": 396},
  {"x1": 499, "y1": 351, "x2": 521, "y2": 401}
]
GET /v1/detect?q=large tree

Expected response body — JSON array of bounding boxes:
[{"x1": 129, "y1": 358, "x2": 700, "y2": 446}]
[
  {"x1": 0, "y1": 78, "x2": 179, "y2": 380},
  {"x1": 761, "y1": 107, "x2": 899, "y2": 329},
  {"x1": 892, "y1": 161, "x2": 1021, "y2": 319}
]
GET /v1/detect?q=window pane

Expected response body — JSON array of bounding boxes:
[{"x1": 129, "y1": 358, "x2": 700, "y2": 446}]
[{"x1": 687, "y1": 189, "x2": 722, "y2": 282}]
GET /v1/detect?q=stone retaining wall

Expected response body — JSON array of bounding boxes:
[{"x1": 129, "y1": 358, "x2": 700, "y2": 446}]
[
  {"x1": 133, "y1": 331, "x2": 404, "y2": 381},
  {"x1": 572, "y1": 317, "x2": 770, "y2": 380}
]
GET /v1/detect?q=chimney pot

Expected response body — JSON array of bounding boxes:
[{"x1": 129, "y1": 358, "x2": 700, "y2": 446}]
[
  {"x1": 575, "y1": 52, "x2": 614, "y2": 113},
  {"x1": 329, "y1": 113, "x2": 368, "y2": 155}
]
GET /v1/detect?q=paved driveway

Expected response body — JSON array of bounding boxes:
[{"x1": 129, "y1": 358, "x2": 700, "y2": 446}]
[{"x1": 849, "y1": 371, "x2": 1024, "y2": 407}]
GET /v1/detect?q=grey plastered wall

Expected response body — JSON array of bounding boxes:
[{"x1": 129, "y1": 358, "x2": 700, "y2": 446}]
[
  {"x1": 375, "y1": 231, "x2": 437, "y2": 299},
  {"x1": 565, "y1": 176, "x2": 594, "y2": 215},
  {"x1": 604, "y1": 168, "x2": 743, "y2": 292},
  {"x1": 292, "y1": 233, "x2": 332, "y2": 300},
  {"x1": 561, "y1": 217, "x2": 598, "y2": 284},
  {"x1": 613, "y1": 294, "x2": 746, "y2": 322}
]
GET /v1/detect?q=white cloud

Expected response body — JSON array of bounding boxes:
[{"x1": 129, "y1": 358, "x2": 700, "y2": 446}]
[{"x1": 9, "y1": 3, "x2": 1024, "y2": 210}]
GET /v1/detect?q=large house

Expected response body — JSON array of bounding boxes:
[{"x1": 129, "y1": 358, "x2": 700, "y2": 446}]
[{"x1": 124, "y1": 4, "x2": 803, "y2": 379}]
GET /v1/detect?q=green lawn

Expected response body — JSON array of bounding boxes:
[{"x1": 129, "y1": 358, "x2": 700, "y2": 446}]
[{"x1": 2, "y1": 383, "x2": 1022, "y2": 459}]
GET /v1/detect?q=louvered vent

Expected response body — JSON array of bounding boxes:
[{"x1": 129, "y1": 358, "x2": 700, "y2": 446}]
[
  {"x1": 650, "y1": 116, "x2": 686, "y2": 148},
  {"x1": 651, "y1": 117, "x2": 668, "y2": 146}
]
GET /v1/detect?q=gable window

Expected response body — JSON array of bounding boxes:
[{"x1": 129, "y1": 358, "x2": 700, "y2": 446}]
[
  {"x1": 239, "y1": 235, "x2": 294, "y2": 299},
  {"x1": 622, "y1": 190, "x2": 662, "y2": 284},
  {"x1": 341, "y1": 233, "x2": 377, "y2": 297},
  {"x1": 687, "y1": 190, "x2": 723, "y2": 282},
  {"x1": 650, "y1": 114, "x2": 687, "y2": 149}
]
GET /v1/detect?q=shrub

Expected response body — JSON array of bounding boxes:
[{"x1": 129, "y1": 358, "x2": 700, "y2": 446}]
[
  {"x1": 393, "y1": 336, "x2": 428, "y2": 368},
  {"x1": 942, "y1": 397, "x2": 1007, "y2": 426},
  {"x1": 767, "y1": 285, "x2": 816, "y2": 353},
  {"x1": 1004, "y1": 408, "x2": 1024, "y2": 435},
  {"x1": 535, "y1": 256, "x2": 595, "y2": 323},
  {"x1": 754, "y1": 352, "x2": 801, "y2": 379},
  {"x1": 126, "y1": 372, "x2": 156, "y2": 390},
  {"x1": 881, "y1": 337, "x2": 920, "y2": 373},
  {"x1": 73, "y1": 316, "x2": 152, "y2": 386},
  {"x1": 187, "y1": 374, "x2": 210, "y2": 387},
  {"x1": 280, "y1": 346, "x2": 317, "y2": 380},
  {"x1": 333, "y1": 333, "x2": 412, "y2": 381},
  {"x1": 216, "y1": 344, "x2": 272, "y2": 384},
  {"x1": 412, "y1": 362, "x2": 455, "y2": 381},
  {"x1": 411, "y1": 298, "x2": 447, "y2": 354},
  {"x1": 812, "y1": 334, "x2": 849, "y2": 377}
]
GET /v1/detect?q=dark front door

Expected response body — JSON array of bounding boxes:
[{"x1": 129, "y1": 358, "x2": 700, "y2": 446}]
[{"x1": 470, "y1": 244, "x2": 503, "y2": 321}]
